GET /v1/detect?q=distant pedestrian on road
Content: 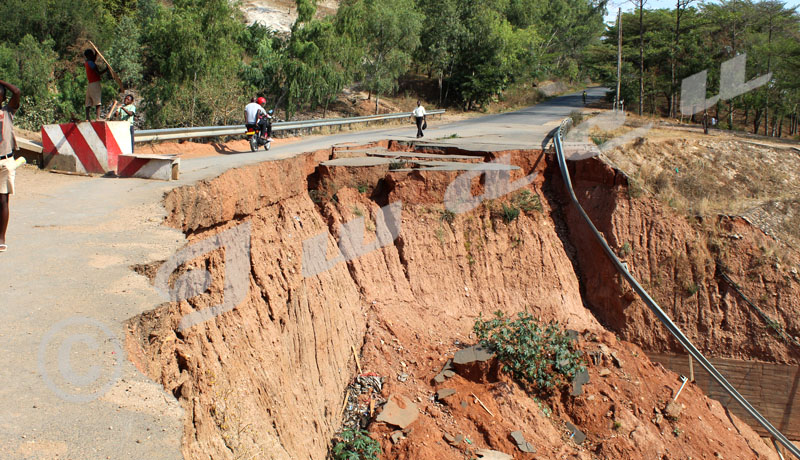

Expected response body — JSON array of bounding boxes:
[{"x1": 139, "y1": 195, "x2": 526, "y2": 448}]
[
  {"x1": 110, "y1": 94, "x2": 136, "y2": 152},
  {"x1": 84, "y1": 49, "x2": 107, "y2": 121},
  {"x1": 0, "y1": 79, "x2": 21, "y2": 253},
  {"x1": 582, "y1": 90, "x2": 587, "y2": 106},
  {"x1": 413, "y1": 100, "x2": 427, "y2": 138}
]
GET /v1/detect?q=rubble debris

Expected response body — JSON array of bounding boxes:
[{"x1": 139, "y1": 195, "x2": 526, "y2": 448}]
[
  {"x1": 453, "y1": 344, "x2": 498, "y2": 382},
  {"x1": 599, "y1": 368, "x2": 612, "y2": 377},
  {"x1": 397, "y1": 373, "x2": 409, "y2": 382},
  {"x1": 510, "y1": 431, "x2": 536, "y2": 453},
  {"x1": 565, "y1": 422, "x2": 586, "y2": 445},
  {"x1": 433, "y1": 359, "x2": 455, "y2": 383},
  {"x1": 664, "y1": 401, "x2": 683, "y2": 420},
  {"x1": 376, "y1": 394, "x2": 418, "y2": 429},
  {"x1": 475, "y1": 448, "x2": 513, "y2": 460},
  {"x1": 341, "y1": 374, "x2": 385, "y2": 430},
  {"x1": 444, "y1": 432, "x2": 464, "y2": 446},
  {"x1": 610, "y1": 352, "x2": 624, "y2": 368},
  {"x1": 453, "y1": 344, "x2": 495, "y2": 365},
  {"x1": 436, "y1": 388, "x2": 456, "y2": 400},
  {"x1": 571, "y1": 369, "x2": 590, "y2": 396},
  {"x1": 390, "y1": 430, "x2": 405, "y2": 444}
]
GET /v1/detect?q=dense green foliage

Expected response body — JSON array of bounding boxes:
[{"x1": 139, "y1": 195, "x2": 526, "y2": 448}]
[
  {"x1": 584, "y1": 0, "x2": 800, "y2": 137},
  {"x1": 474, "y1": 311, "x2": 585, "y2": 391},
  {"x1": 331, "y1": 429, "x2": 381, "y2": 460},
  {"x1": 0, "y1": 0, "x2": 607, "y2": 130}
]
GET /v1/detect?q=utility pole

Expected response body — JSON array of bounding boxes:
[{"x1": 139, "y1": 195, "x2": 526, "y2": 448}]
[{"x1": 616, "y1": 7, "x2": 622, "y2": 112}]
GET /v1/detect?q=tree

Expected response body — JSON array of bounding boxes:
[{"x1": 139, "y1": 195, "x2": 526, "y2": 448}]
[{"x1": 360, "y1": 0, "x2": 423, "y2": 113}]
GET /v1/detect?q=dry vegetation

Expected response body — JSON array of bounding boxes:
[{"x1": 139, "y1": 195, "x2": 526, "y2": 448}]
[{"x1": 593, "y1": 118, "x2": 800, "y2": 250}]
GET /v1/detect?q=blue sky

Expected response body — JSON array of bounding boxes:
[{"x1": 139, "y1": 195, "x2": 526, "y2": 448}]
[{"x1": 603, "y1": 0, "x2": 800, "y2": 23}]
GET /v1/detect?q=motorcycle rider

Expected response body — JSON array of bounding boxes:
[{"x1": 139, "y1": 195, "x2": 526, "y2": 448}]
[{"x1": 245, "y1": 97, "x2": 269, "y2": 140}]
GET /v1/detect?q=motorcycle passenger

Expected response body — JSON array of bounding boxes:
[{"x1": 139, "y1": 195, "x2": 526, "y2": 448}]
[
  {"x1": 245, "y1": 97, "x2": 268, "y2": 138},
  {"x1": 265, "y1": 109, "x2": 274, "y2": 141}
]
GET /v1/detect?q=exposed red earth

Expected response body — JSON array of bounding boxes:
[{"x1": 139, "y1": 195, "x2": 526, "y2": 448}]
[{"x1": 125, "y1": 138, "x2": 796, "y2": 459}]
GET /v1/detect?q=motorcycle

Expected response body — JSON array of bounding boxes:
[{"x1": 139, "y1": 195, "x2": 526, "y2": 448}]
[{"x1": 246, "y1": 114, "x2": 272, "y2": 152}]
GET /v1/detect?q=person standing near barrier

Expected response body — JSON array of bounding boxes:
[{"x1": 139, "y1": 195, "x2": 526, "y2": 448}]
[
  {"x1": 413, "y1": 100, "x2": 427, "y2": 138},
  {"x1": 84, "y1": 49, "x2": 107, "y2": 121},
  {"x1": 0, "y1": 79, "x2": 21, "y2": 253},
  {"x1": 111, "y1": 94, "x2": 136, "y2": 152}
]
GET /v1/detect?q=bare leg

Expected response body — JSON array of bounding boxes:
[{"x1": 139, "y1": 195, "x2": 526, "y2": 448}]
[
  {"x1": 0, "y1": 194, "x2": 9, "y2": 246},
  {"x1": 85, "y1": 106, "x2": 91, "y2": 121},
  {"x1": 96, "y1": 105, "x2": 102, "y2": 120}
]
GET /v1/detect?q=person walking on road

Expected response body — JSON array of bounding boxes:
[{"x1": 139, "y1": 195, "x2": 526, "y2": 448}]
[
  {"x1": 582, "y1": 90, "x2": 587, "y2": 106},
  {"x1": 0, "y1": 79, "x2": 21, "y2": 253},
  {"x1": 84, "y1": 49, "x2": 107, "y2": 121},
  {"x1": 111, "y1": 94, "x2": 136, "y2": 152},
  {"x1": 413, "y1": 100, "x2": 427, "y2": 138}
]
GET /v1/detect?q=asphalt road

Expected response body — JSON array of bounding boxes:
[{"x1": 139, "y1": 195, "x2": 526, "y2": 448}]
[{"x1": 0, "y1": 87, "x2": 606, "y2": 459}]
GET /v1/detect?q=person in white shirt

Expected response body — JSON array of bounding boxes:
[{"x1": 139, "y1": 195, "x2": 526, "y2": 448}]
[
  {"x1": 412, "y1": 100, "x2": 427, "y2": 138},
  {"x1": 245, "y1": 97, "x2": 268, "y2": 138},
  {"x1": 0, "y1": 79, "x2": 21, "y2": 253}
]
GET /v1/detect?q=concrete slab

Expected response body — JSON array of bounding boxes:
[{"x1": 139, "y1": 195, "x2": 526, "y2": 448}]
[
  {"x1": 321, "y1": 157, "x2": 395, "y2": 167},
  {"x1": 367, "y1": 151, "x2": 480, "y2": 161},
  {"x1": 376, "y1": 395, "x2": 418, "y2": 429}
]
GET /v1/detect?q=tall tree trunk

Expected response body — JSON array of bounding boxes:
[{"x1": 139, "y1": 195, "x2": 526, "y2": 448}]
[
  {"x1": 753, "y1": 108, "x2": 762, "y2": 134},
  {"x1": 639, "y1": 2, "x2": 644, "y2": 116}
]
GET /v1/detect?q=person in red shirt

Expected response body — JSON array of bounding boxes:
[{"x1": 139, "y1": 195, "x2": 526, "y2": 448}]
[{"x1": 84, "y1": 49, "x2": 107, "y2": 121}]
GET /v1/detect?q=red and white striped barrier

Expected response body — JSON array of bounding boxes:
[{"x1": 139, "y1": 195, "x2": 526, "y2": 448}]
[{"x1": 41, "y1": 121, "x2": 178, "y2": 180}]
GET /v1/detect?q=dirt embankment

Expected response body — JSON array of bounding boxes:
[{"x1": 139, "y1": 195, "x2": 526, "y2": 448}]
[
  {"x1": 126, "y1": 142, "x2": 784, "y2": 459},
  {"x1": 556, "y1": 156, "x2": 800, "y2": 364}
]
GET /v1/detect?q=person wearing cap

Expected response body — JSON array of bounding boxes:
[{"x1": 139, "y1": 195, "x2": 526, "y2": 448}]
[
  {"x1": 84, "y1": 49, "x2": 107, "y2": 121},
  {"x1": 0, "y1": 79, "x2": 21, "y2": 253},
  {"x1": 110, "y1": 94, "x2": 136, "y2": 152},
  {"x1": 245, "y1": 97, "x2": 268, "y2": 138}
]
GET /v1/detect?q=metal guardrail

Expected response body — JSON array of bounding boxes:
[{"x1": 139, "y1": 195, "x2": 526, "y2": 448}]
[
  {"x1": 134, "y1": 109, "x2": 446, "y2": 142},
  {"x1": 553, "y1": 117, "x2": 800, "y2": 459}
]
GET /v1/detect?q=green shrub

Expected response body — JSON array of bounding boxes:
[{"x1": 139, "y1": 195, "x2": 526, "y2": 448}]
[
  {"x1": 686, "y1": 282, "x2": 700, "y2": 296},
  {"x1": 501, "y1": 203, "x2": 520, "y2": 223},
  {"x1": 513, "y1": 190, "x2": 543, "y2": 213},
  {"x1": 474, "y1": 311, "x2": 585, "y2": 391},
  {"x1": 331, "y1": 429, "x2": 381, "y2": 460},
  {"x1": 389, "y1": 160, "x2": 407, "y2": 170},
  {"x1": 439, "y1": 208, "x2": 455, "y2": 223}
]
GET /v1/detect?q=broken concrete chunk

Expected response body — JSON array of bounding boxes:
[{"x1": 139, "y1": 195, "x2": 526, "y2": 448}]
[
  {"x1": 565, "y1": 422, "x2": 586, "y2": 445},
  {"x1": 598, "y1": 368, "x2": 612, "y2": 377},
  {"x1": 610, "y1": 352, "x2": 624, "y2": 368},
  {"x1": 442, "y1": 359, "x2": 454, "y2": 371},
  {"x1": 436, "y1": 388, "x2": 456, "y2": 400},
  {"x1": 510, "y1": 431, "x2": 536, "y2": 453},
  {"x1": 664, "y1": 401, "x2": 682, "y2": 420},
  {"x1": 444, "y1": 432, "x2": 464, "y2": 446},
  {"x1": 571, "y1": 369, "x2": 590, "y2": 396},
  {"x1": 434, "y1": 373, "x2": 446, "y2": 384},
  {"x1": 376, "y1": 395, "x2": 418, "y2": 429},
  {"x1": 390, "y1": 431, "x2": 405, "y2": 444},
  {"x1": 442, "y1": 370, "x2": 456, "y2": 378},
  {"x1": 453, "y1": 345, "x2": 498, "y2": 382},
  {"x1": 475, "y1": 448, "x2": 513, "y2": 460},
  {"x1": 453, "y1": 345, "x2": 495, "y2": 365}
]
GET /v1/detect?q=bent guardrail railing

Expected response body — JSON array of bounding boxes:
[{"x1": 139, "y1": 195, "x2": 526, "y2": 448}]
[
  {"x1": 553, "y1": 117, "x2": 799, "y2": 459},
  {"x1": 135, "y1": 109, "x2": 446, "y2": 142}
]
